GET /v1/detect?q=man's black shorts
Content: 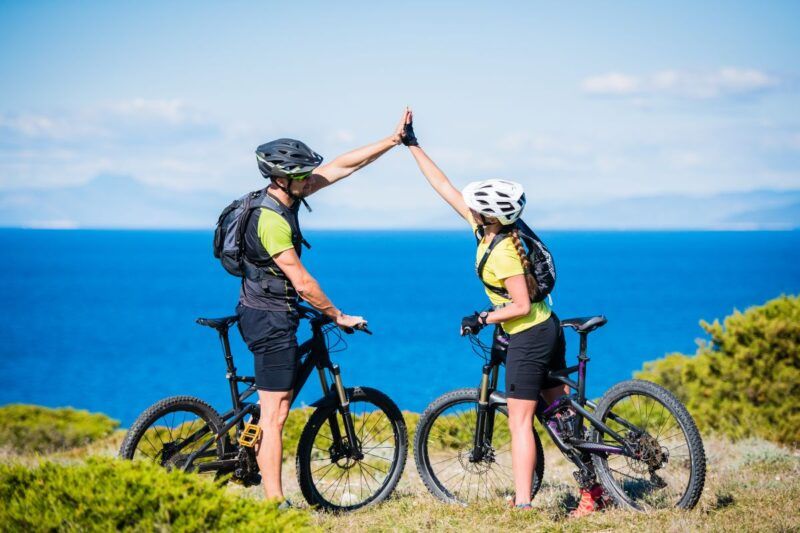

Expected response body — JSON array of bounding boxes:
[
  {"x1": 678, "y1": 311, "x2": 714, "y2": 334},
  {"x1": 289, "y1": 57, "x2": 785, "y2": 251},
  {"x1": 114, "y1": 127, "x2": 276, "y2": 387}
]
[
  {"x1": 236, "y1": 304, "x2": 300, "y2": 392},
  {"x1": 505, "y1": 313, "x2": 566, "y2": 401}
]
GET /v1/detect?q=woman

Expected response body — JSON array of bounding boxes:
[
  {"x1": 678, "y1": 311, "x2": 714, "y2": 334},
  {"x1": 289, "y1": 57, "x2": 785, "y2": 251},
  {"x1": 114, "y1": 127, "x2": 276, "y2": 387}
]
[{"x1": 402, "y1": 111, "x2": 604, "y2": 516}]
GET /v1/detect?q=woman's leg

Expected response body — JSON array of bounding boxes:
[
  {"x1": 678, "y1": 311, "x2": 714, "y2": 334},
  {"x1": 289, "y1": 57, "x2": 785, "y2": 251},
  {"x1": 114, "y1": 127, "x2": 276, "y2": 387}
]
[
  {"x1": 506, "y1": 397, "x2": 537, "y2": 506},
  {"x1": 505, "y1": 314, "x2": 562, "y2": 506},
  {"x1": 541, "y1": 384, "x2": 569, "y2": 405}
]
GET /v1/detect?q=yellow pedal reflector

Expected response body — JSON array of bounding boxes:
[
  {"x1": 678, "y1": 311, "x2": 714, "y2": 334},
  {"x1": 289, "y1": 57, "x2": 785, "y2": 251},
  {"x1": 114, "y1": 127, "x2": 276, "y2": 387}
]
[{"x1": 238, "y1": 423, "x2": 262, "y2": 448}]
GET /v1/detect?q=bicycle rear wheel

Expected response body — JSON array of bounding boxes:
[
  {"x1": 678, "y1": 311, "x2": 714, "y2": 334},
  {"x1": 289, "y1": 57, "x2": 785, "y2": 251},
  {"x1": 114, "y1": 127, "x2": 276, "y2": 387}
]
[
  {"x1": 119, "y1": 396, "x2": 225, "y2": 476},
  {"x1": 591, "y1": 380, "x2": 706, "y2": 511},
  {"x1": 414, "y1": 388, "x2": 544, "y2": 504},
  {"x1": 295, "y1": 387, "x2": 408, "y2": 512}
]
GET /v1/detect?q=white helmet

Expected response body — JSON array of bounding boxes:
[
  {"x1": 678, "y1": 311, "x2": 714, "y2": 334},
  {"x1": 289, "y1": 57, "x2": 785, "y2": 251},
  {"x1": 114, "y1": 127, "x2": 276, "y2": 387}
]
[{"x1": 462, "y1": 179, "x2": 526, "y2": 225}]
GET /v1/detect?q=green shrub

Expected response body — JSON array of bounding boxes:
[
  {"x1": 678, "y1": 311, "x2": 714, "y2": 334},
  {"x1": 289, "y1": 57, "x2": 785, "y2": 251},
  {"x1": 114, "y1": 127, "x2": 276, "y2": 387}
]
[
  {"x1": 0, "y1": 458, "x2": 312, "y2": 532},
  {"x1": 636, "y1": 295, "x2": 800, "y2": 445},
  {"x1": 0, "y1": 404, "x2": 119, "y2": 454}
]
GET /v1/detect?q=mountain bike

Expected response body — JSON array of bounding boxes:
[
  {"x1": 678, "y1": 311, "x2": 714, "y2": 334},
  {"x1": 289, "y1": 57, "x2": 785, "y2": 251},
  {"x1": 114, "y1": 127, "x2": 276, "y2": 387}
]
[
  {"x1": 119, "y1": 304, "x2": 408, "y2": 512},
  {"x1": 413, "y1": 314, "x2": 706, "y2": 511}
]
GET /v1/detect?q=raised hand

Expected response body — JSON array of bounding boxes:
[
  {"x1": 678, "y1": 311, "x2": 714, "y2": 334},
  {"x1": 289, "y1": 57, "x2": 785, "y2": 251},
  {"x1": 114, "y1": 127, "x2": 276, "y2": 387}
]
[
  {"x1": 402, "y1": 108, "x2": 418, "y2": 147},
  {"x1": 391, "y1": 107, "x2": 411, "y2": 145}
]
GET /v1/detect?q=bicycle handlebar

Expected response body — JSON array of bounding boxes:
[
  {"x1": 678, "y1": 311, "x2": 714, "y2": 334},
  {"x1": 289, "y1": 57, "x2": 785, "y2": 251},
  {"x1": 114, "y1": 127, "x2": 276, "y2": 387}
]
[{"x1": 296, "y1": 304, "x2": 372, "y2": 335}]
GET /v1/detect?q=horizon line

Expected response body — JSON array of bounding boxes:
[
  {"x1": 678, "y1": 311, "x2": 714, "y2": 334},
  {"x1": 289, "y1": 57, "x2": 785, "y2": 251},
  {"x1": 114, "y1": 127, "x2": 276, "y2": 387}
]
[{"x1": 1, "y1": 225, "x2": 797, "y2": 233}]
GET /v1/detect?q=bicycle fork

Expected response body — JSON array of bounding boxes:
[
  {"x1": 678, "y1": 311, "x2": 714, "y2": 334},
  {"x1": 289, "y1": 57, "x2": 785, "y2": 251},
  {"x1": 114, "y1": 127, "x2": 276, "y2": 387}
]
[
  {"x1": 320, "y1": 364, "x2": 363, "y2": 461},
  {"x1": 471, "y1": 364, "x2": 499, "y2": 463}
]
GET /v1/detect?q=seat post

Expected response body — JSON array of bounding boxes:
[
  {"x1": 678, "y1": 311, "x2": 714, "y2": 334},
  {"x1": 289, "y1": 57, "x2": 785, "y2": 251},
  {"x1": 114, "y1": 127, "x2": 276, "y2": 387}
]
[
  {"x1": 577, "y1": 332, "x2": 589, "y2": 403},
  {"x1": 219, "y1": 326, "x2": 243, "y2": 412},
  {"x1": 578, "y1": 332, "x2": 588, "y2": 360},
  {"x1": 218, "y1": 327, "x2": 237, "y2": 375}
]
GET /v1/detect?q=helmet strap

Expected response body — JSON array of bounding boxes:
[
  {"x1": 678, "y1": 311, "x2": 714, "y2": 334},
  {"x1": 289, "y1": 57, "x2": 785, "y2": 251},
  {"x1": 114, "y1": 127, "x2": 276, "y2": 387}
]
[{"x1": 270, "y1": 177, "x2": 313, "y2": 212}]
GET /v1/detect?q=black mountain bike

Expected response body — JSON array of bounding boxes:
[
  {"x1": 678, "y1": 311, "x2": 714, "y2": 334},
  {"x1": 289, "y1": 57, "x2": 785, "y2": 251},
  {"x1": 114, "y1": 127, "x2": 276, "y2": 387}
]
[
  {"x1": 414, "y1": 315, "x2": 706, "y2": 511},
  {"x1": 119, "y1": 304, "x2": 408, "y2": 512}
]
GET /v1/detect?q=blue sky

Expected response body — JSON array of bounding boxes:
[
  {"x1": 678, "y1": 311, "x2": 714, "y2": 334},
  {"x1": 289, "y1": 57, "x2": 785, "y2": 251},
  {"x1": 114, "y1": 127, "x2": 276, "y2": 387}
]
[{"x1": 1, "y1": 1, "x2": 799, "y2": 228}]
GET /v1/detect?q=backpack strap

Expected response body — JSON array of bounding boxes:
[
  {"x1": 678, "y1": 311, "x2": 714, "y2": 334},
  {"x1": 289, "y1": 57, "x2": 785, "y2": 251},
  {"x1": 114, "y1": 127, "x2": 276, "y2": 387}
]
[
  {"x1": 476, "y1": 230, "x2": 512, "y2": 299},
  {"x1": 263, "y1": 190, "x2": 311, "y2": 250}
]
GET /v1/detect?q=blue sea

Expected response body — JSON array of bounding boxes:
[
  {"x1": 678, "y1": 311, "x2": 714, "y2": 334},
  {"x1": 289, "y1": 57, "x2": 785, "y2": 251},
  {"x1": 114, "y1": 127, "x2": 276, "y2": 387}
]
[{"x1": 1, "y1": 229, "x2": 798, "y2": 427}]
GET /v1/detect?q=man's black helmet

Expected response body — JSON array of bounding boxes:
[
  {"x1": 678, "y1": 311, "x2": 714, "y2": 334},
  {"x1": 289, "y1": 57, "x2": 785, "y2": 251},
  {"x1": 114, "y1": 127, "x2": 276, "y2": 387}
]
[{"x1": 256, "y1": 138, "x2": 323, "y2": 180}]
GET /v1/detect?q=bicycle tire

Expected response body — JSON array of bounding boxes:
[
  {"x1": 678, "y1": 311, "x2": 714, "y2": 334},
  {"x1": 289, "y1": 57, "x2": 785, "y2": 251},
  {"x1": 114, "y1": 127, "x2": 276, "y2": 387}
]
[
  {"x1": 414, "y1": 388, "x2": 544, "y2": 504},
  {"x1": 295, "y1": 387, "x2": 408, "y2": 512},
  {"x1": 119, "y1": 395, "x2": 225, "y2": 470},
  {"x1": 591, "y1": 379, "x2": 706, "y2": 511}
]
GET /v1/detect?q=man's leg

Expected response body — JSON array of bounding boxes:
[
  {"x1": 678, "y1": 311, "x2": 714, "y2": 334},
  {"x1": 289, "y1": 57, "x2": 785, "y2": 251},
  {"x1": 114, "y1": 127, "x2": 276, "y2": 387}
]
[{"x1": 256, "y1": 389, "x2": 293, "y2": 500}]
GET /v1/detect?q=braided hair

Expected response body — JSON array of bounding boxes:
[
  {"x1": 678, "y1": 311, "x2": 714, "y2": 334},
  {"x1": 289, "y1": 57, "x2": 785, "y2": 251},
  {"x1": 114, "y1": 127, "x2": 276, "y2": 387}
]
[{"x1": 509, "y1": 228, "x2": 539, "y2": 301}]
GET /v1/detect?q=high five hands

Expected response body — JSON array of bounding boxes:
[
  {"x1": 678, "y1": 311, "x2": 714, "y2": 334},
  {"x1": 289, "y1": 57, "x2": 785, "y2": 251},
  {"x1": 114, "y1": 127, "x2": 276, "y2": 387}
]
[
  {"x1": 401, "y1": 108, "x2": 418, "y2": 147},
  {"x1": 390, "y1": 107, "x2": 419, "y2": 147}
]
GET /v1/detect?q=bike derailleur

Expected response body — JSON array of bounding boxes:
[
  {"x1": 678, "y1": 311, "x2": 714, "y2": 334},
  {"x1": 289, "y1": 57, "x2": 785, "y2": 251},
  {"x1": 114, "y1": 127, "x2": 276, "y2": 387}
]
[{"x1": 572, "y1": 466, "x2": 597, "y2": 490}]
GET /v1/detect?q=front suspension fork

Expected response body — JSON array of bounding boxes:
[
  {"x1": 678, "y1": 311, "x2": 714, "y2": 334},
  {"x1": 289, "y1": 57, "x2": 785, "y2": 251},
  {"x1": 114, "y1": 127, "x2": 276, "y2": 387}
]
[
  {"x1": 471, "y1": 364, "x2": 498, "y2": 462},
  {"x1": 322, "y1": 364, "x2": 363, "y2": 460}
]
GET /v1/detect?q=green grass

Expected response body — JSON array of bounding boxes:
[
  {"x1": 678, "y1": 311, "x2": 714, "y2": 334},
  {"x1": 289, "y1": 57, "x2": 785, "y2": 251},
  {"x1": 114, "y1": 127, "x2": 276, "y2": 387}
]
[
  {"x1": 309, "y1": 437, "x2": 800, "y2": 532},
  {"x1": 2, "y1": 403, "x2": 799, "y2": 532}
]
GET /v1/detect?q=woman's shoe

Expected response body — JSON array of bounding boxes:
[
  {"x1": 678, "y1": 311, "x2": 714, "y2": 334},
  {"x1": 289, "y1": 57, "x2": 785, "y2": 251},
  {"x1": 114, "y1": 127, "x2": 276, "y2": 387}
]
[
  {"x1": 569, "y1": 484, "x2": 605, "y2": 518},
  {"x1": 506, "y1": 496, "x2": 535, "y2": 510}
]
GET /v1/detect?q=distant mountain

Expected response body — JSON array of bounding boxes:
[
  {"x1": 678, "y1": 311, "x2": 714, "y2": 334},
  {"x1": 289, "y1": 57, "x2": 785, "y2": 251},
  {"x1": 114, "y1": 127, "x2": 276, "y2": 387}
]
[
  {"x1": 532, "y1": 190, "x2": 800, "y2": 230},
  {"x1": 0, "y1": 176, "x2": 797, "y2": 230},
  {"x1": 0, "y1": 175, "x2": 227, "y2": 229}
]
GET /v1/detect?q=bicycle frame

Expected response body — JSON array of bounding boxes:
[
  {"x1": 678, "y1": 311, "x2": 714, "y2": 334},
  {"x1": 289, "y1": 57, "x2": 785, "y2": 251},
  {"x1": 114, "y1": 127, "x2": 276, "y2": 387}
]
[
  {"x1": 181, "y1": 307, "x2": 363, "y2": 472},
  {"x1": 469, "y1": 328, "x2": 638, "y2": 483}
]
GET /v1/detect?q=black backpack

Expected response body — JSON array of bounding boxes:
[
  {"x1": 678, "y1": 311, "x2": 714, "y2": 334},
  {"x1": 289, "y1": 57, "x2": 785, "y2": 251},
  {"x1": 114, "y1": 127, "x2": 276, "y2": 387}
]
[
  {"x1": 213, "y1": 189, "x2": 309, "y2": 279},
  {"x1": 476, "y1": 219, "x2": 556, "y2": 303}
]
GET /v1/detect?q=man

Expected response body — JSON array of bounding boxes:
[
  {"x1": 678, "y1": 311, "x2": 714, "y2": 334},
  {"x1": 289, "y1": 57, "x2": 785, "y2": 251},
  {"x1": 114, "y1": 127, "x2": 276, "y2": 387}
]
[{"x1": 237, "y1": 109, "x2": 409, "y2": 506}]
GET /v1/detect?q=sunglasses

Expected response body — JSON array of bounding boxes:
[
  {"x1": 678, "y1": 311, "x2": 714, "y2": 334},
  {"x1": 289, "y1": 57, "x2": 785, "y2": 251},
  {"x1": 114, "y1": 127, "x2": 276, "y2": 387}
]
[{"x1": 287, "y1": 171, "x2": 313, "y2": 181}]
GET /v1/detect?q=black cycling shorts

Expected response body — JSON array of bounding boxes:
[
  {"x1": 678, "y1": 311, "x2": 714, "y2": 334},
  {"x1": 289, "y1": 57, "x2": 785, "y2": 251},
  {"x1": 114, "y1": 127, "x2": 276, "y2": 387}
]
[
  {"x1": 236, "y1": 304, "x2": 300, "y2": 392},
  {"x1": 505, "y1": 313, "x2": 566, "y2": 401}
]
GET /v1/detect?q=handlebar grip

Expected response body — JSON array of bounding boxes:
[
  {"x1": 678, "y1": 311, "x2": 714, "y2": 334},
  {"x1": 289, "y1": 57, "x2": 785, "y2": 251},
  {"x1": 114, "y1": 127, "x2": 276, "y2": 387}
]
[
  {"x1": 339, "y1": 322, "x2": 372, "y2": 335},
  {"x1": 355, "y1": 322, "x2": 372, "y2": 335}
]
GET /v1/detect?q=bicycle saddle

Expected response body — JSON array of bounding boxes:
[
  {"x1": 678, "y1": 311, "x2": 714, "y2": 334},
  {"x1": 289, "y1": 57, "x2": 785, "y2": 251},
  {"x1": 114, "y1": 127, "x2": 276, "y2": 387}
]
[
  {"x1": 196, "y1": 315, "x2": 239, "y2": 331},
  {"x1": 560, "y1": 315, "x2": 607, "y2": 333}
]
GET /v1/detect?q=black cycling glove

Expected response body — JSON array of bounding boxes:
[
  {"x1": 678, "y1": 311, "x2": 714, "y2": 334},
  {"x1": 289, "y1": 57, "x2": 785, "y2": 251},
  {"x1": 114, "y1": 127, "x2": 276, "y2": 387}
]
[
  {"x1": 460, "y1": 312, "x2": 484, "y2": 336},
  {"x1": 402, "y1": 119, "x2": 418, "y2": 147}
]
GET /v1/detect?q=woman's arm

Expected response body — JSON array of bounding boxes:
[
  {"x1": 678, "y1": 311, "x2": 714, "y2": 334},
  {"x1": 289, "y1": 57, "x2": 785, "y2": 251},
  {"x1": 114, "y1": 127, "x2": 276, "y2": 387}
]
[
  {"x1": 483, "y1": 275, "x2": 531, "y2": 323},
  {"x1": 408, "y1": 145, "x2": 471, "y2": 220}
]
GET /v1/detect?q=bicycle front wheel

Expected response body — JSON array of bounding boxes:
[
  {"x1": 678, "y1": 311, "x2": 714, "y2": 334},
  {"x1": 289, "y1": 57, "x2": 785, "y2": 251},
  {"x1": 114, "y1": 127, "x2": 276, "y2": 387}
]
[
  {"x1": 591, "y1": 379, "x2": 706, "y2": 511},
  {"x1": 414, "y1": 388, "x2": 544, "y2": 504},
  {"x1": 295, "y1": 387, "x2": 408, "y2": 512}
]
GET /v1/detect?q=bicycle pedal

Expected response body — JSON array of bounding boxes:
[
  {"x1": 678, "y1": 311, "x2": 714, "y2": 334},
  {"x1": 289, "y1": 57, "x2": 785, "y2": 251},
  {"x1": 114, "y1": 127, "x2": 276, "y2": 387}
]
[{"x1": 238, "y1": 423, "x2": 262, "y2": 448}]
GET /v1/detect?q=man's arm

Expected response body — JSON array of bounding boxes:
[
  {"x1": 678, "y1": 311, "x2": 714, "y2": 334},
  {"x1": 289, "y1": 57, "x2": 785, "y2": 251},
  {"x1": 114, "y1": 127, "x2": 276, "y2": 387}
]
[
  {"x1": 303, "y1": 108, "x2": 409, "y2": 196},
  {"x1": 272, "y1": 247, "x2": 364, "y2": 328}
]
